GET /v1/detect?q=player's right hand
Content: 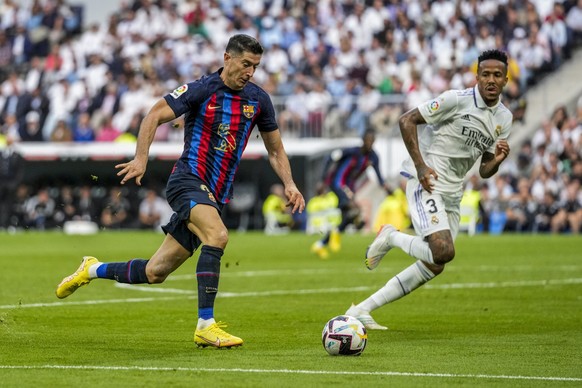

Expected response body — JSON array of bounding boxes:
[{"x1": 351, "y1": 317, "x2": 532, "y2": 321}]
[
  {"x1": 116, "y1": 159, "x2": 147, "y2": 186},
  {"x1": 417, "y1": 165, "x2": 438, "y2": 194}
]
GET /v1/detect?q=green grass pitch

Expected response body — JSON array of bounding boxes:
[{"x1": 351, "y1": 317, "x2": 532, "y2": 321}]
[{"x1": 0, "y1": 231, "x2": 580, "y2": 387}]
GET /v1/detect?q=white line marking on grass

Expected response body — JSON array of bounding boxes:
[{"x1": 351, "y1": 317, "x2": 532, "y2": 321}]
[
  {"x1": 0, "y1": 296, "x2": 187, "y2": 309},
  {"x1": 1, "y1": 278, "x2": 581, "y2": 310},
  {"x1": 424, "y1": 278, "x2": 582, "y2": 289},
  {"x1": 0, "y1": 365, "x2": 580, "y2": 382}
]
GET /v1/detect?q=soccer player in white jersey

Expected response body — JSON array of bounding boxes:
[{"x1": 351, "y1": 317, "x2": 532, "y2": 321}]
[{"x1": 345, "y1": 49, "x2": 513, "y2": 330}]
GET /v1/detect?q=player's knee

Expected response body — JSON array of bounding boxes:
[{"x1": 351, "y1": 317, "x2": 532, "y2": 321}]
[
  {"x1": 207, "y1": 227, "x2": 229, "y2": 249},
  {"x1": 430, "y1": 241, "x2": 455, "y2": 265}
]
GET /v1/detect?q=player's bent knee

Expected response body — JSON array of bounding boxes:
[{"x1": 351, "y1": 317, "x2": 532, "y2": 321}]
[
  {"x1": 433, "y1": 248, "x2": 455, "y2": 265},
  {"x1": 208, "y1": 228, "x2": 229, "y2": 249}
]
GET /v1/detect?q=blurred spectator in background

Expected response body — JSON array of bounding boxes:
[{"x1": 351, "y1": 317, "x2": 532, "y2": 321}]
[
  {"x1": 75, "y1": 185, "x2": 99, "y2": 222},
  {"x1": 50, "y1": 119, "x2": 73, "y2": 141},
  {"x1": 552, "y1": 181, "x2": 582, "y2": 233},
  {"x1": 53, "y1": 185, "x2": 77, "y2": 226},
  {"x1": 533, "y1": 190, "x2": 561, "y2": 233},
  {"x1": 100, "y1": 186, "x2": 130, "y2": 229},
  {"x1": 25, "y1": 187, "x2": 56, "y2": 230},
  {"x1": 19, "y1": 110, "x2": 44, "y2": 141},
  {"x1": 0, "y1": 136, "x2": 24, "y2": 229},
  {"x1": 262, "y1": 183, "x2": 294, "y2": 235},
  {"x1": 138, "y1": 188, "x2": 172, "y2": 231},
  {"x1": 373, "y1": 178, "x2": 409, "y2": 233}
]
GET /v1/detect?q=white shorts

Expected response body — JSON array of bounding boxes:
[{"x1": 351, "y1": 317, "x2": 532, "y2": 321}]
[{"x1": 405, "y1": 177, "x2": 461, "y2": 240}]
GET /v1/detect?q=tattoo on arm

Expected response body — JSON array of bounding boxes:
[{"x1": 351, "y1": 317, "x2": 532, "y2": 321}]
[{"x1": 399, "y1": 108, "x2": 427, "y2": 168}]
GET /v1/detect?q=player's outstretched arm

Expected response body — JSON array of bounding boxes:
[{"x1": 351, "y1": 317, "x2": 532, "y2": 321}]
[
  {"x1": 116, "y1": 98, "x2": 177, "y2": 185},
  {"x1": 260, "y1": 129, "x2": 305, "y2": 214}
]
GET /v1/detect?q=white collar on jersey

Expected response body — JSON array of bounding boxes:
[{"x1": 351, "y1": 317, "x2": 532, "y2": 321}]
[{"x1": 473, "y1": 85, "x2": 501, "y2": 113}]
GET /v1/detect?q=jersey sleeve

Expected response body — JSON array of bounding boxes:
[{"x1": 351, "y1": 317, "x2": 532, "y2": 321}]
[
  {"x1": 370, "y1": 152, "x2": 384, "y2": 186},
  {"x1": 255, "y1": 90, "x2": 278, "y2": 132},
  {"x1": 418, "y1": 90, "x2": 459, "y2": 124},
  {"x1": 163, "y1": 80, "x2": 207, "y2": 117}
]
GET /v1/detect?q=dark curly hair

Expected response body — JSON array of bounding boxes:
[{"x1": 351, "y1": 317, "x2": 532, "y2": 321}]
[{"x1": 478, "y1": 49, "x2": 508, "y2": 69}]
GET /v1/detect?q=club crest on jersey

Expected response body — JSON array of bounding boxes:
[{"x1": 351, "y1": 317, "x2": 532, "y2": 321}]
[
  {"x1": 200, "y1": 184, "x2": 216, "y2": 203},
  {"x1": 495, "y1": 125, "x2": 501, "y2": 137},
  {"x1": 431, "y1": 216, "x2": 439, "y2": 225},
  {"x1": 243, "y1": 105, "x2": 255, "y2": 118},
  {"x1": 428, "y1": 100, "x2": 440, "y2": 113},
  {"x1": 171, "y1": 84, "x2": 188, "y2": 99}
]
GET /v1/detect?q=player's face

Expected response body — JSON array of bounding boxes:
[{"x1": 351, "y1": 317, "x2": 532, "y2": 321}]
[
  {"x1": 362, "y1": 133, "x2": 375, "y2": 152},
  {"x1": 222, "y1": 51, "x2": 262, "y2": 90},
  {"x1": 476, "y1": 59, "x2": 508, "y2": 106}
]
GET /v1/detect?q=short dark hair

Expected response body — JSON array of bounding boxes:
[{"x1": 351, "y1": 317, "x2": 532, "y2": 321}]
[
  {"x1": 363, "y1": 128, "x2": 376, "y2": 138},
  {"x1": 226, "y1": 34, "x2": 263, "y2": 56},
  {"x1": 478, "y1": 49, "x2": 508, "y2": 69}
]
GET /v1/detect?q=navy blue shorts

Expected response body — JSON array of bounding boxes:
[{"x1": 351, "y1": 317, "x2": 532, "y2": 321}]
[
  {"x1": 161, "y1": 173, "x2": 224, "y2": 254},
  {"x1": 330, "y1": 185, "x2": 350, "y2": 210}
]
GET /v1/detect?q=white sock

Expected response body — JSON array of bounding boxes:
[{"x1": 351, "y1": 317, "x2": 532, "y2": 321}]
[
  {"x1": 392, "y1": 232, "x2": 434, "y2": 264},
  {"x1": 359, "y1": 260, "x2": 436, "y2": 312},
  {"x1": 197, "y1": 317, "x2": 216, "y2": 330},
  {"x1": 87, "y1": 263, "x2": 102, "y2": 279}
]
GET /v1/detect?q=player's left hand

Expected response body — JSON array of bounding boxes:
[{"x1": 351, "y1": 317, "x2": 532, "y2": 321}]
[
  {"x1": 284, "y1": 185, "x2": 305, "y2": 214},
  {"x1": 116, "y1": 158, "x2": 147, "y2": 185},
  {"x1": 495, "y1": 139, "x2": 510, "y2": 162}
]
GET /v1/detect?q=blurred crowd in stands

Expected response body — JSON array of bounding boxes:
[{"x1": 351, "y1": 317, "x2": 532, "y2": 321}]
[
  {"x1": 0, "y1": 0, "x2": 581, "y2": 234},
  {"x1": 1, "y1": 0, "x2": 582, "y2": 141}
]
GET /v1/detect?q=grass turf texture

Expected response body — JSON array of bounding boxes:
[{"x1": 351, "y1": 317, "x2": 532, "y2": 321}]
[{"x1": 0, "y1": 231, "x2": 580, "y2": 387}]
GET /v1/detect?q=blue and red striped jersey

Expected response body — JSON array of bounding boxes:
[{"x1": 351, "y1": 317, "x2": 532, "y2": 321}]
[
  {"x1": 323, "y1": 147, "x2": 384, "y2": 191},
  {"x1": 164, "y1": 68, "x2": 278, "y2": 204}
]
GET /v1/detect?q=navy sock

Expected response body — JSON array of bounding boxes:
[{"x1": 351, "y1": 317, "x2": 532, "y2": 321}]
[
  {"x1": 99, "y1": 259, "x2": 150, "y2": 284},
  {"x1": 321, "y1": 231, "x2": 331, "y2": 245},
  {"x1": 196, "y1": 245, "x2": 223, "y2": 320}
]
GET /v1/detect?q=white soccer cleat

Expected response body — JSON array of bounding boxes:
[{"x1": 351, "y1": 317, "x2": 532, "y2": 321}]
[
  {"x1": 365, "y1": 224, "x2": 397, "y2": 270},
  {"x1": 345, "y1": 304, "x2": 388, "y2": 330}
]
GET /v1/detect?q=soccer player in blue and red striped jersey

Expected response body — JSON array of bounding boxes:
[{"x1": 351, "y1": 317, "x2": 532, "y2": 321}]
[
  {"x1": 56, "y1": 34, "x2": 305, "y2": 348},
  {"x1": 311, "y1": 129, "x2": 391, "y2": 259}
]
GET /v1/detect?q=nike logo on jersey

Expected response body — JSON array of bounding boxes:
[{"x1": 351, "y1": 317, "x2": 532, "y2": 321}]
[
  {"x1": 461, "y1": 114, "x2": 471, "y2": 121},
  {"x1": 208, "y1": 105, "x2": 221, "y2": 110}
]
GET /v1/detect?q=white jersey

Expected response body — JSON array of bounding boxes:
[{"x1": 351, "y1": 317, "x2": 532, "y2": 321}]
[{"x1": 401, "y1": 86, "x2": 513, "y2": 195}]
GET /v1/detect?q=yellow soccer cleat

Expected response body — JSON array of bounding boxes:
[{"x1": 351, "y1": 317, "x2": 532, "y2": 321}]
[
  {"x1": 311, "y1": 241, "x2": 329, "y2": 260},
  {"x1": 194, "y1": 322, "x2": 243, "y2": 348},
  {"x1": 56, "y1": 256, "x2": 99, "y2": 299},
  {"x1": 329, "y1": 230, "x2": 341, "y2": 252}
]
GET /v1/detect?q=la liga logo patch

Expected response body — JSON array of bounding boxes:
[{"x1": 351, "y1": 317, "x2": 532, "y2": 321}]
[
  {"x1": 429, "y1": 100, "x2": 440, "y2": 112},
  {"x1": 171, "y1": 84, "x2": 188, "y2": 99}
]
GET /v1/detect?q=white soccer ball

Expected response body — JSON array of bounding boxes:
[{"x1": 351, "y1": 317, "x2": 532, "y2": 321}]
[{"x1": 322, "y1": 315, "x2": 368, "y2": 356}]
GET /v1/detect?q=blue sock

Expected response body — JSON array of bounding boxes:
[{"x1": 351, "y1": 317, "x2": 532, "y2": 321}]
[
  {"x1": 98, "y1": 259, "x2": 149, "y2": 284},
  {"x1": 196, "y1": 246, "x2": 223, "y2": 320}
]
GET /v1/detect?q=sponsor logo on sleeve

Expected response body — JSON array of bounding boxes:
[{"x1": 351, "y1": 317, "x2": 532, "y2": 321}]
[
  {"x1": 171, "y1": 84, "x2": 188, "y2": 99},
  {"x1": 428, "y1": 100, "x2": 440, "y2": 113}
]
